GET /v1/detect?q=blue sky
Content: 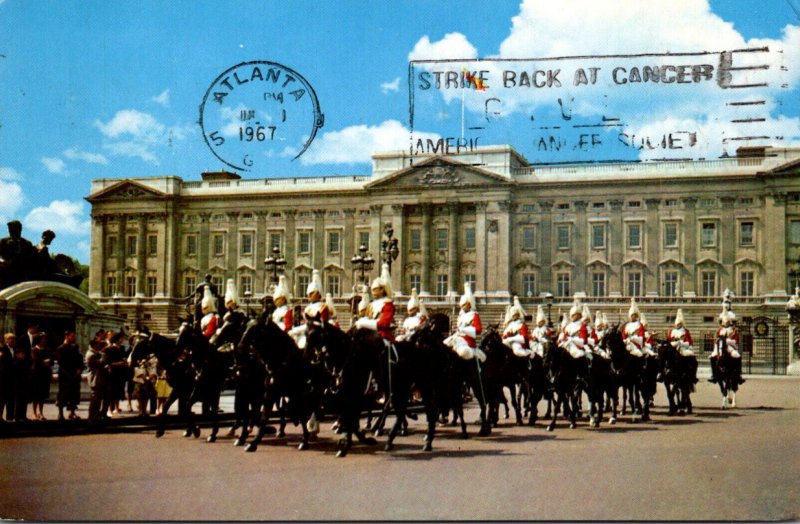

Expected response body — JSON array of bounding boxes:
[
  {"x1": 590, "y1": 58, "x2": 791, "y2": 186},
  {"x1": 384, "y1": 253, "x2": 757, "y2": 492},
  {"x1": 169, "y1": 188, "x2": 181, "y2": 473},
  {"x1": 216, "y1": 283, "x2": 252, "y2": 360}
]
[{"x1": 1, "y1": 0, "x2": 798, "y2": 263}]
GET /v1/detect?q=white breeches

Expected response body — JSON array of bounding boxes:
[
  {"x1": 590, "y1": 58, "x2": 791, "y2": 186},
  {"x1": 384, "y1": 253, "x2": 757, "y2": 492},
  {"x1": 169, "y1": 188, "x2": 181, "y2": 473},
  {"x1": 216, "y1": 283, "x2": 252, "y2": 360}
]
[
  {"x1": 529, "y1": 341, "x2": 545, "y2": 358},
  {"x1": 445, "y1": 335, "x2": 486, "y2": 362},
  {"x1": 504, "y1": 338, "x2": 532, "y2": 358},
  {"x1": 711, "y1": 345, "x2": 740, "y2": 359}
]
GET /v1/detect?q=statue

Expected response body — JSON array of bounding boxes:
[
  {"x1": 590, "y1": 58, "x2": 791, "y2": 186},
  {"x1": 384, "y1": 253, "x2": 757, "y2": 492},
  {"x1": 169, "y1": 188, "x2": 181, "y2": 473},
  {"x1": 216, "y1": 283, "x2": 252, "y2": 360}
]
[{"x1": 0, "y1": 223, "x2": 84, "y2": 289}]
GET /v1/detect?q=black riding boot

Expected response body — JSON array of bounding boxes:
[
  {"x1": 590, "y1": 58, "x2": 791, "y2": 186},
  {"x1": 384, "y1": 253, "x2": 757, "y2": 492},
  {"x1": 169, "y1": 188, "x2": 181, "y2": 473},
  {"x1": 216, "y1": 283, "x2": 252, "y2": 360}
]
[{"x1": 708, "y1": 358, "x2": 719, "y2": 384}]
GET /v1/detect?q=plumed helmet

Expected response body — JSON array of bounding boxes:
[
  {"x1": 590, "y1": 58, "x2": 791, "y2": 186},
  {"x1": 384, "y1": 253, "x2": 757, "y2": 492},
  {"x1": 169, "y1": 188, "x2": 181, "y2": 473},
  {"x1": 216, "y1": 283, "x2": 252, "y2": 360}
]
[
  {"x1": 602, "y1": 312, "x2": 609, "y2": 327},
  {"x1": 370, "y1": 263, "x2": 393, "y2": 298},
  {"x1": 201, "y1": 285, "x2": 216, "y2": 313},
  {"x1": 274, "y1": 275, "x2": 291, "y2": 302},
  {"x1": 569, "y1": 298, "x2": 582, "y2": 318},
  {"x1": 675, "y1": 308, "x2": 685, "y2": 327},
  {"x1": 459, "y1": 282, "x2": 476, "y2": 309},
  {"x1": 595, "y1": 310, "x2": 604, "y2": 328},
  {"x1": 509, "y1": 296, "x2": 526, "y2": 320},
  {"x1": 407, "y1": 287, "x2": 420, "y2": 313},
  {"x1": 503, "y1": 304, "x2": 512, "y2": 326},
  {"x1": 560, "y1": 312, "x2": 568, "y2": 329},
  {"x1": 325, "y1": 293, "x2": 337, "y2": 318},
  {"x1": 720, "y1": 309, "x2": 736, "y2": 324},
  {"x1": 535, "y1": 305, "x2": 546, "y2": 325},
  {"x1": 582, "y1": 304, "x2": 593, "y2": 324},
  {"x1": 224, "y1": 278, "x2": 238, "y2": 307},
  {"x1": 306, "y1": 269, "x2": 323, "y2": 297},
  {"x1": 357, "y1": 294, "x2": 369, "y2": 315},
  {"x1": 628, "y1": 297, "x2": 640, "y2": 320},
  {"x1": 640, "y1": 313, "x2": 649, "y2": 327}
]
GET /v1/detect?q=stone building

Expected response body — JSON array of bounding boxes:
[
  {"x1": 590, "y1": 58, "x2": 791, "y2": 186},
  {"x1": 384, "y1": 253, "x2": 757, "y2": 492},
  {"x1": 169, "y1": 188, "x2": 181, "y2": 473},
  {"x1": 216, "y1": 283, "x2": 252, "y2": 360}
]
[{"x1": 86, "y1": 145, "x2": 800, "y2": 337}]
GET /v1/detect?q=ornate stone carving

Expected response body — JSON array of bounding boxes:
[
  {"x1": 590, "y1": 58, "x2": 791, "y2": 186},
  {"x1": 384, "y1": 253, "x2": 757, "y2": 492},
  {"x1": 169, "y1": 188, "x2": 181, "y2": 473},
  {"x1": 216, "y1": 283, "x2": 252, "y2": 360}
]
[
  {"x1": 609, "y1": 199, "x2": 624, "y2": 210},
  {"x1": 573, "y1": 200, "x2": 589, "y2": 211},
  {"x1": 681, "y1": 196, "x2": 698, "y2": 208},
  {"x1": 417, "y1": 165, "x2": 461, "y2": 186},
  {"x1": 538, "y1": 200, "x2": 554, "y2": 211},
  {"x1": 645, "y1": 198, "x2": 661, "y2": 209}
]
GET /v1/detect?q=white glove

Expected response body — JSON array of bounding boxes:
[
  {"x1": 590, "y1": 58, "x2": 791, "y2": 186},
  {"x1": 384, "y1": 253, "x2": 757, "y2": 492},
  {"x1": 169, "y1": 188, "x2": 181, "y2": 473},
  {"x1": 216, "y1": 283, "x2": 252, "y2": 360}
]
[
  {"x1": 459, "y1": 326, "x2": 477, "y2": 338},
  {"x1": 289, "y1": 324, "x2": 307, "y2": 337},
  {"x1": 356, "y1": 318, "x2": 378, "y2": 331},
  {"x1": 629, "y1": 335, "x2": 643, "y2": 346}
]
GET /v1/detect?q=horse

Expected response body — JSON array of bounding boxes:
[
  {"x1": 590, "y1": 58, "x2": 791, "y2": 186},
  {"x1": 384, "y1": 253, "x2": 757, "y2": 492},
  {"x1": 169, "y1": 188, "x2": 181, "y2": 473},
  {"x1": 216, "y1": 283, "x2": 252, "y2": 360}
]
[
  {"x1": 476, "y1": 326, "x2": 517, "y2": 436},
  {"x1": 605, "y1": 325, "x2": 654, "y2": 423},
  {"x1": 656, "y1": 339, "x2": 698, "y2": 415},
  {"x1": 585, "y1": 347, "x2": 614, "y2": 428},
  {"x1": 542, "y1": 334, "x2": 585, "y2": 431},
  {"x1": 522, "y1": 340, "x2": 552, "y2": 426},
  {"x1": 714, "y1": 336, "x2": 741, "y2": 408},
  {"x1": 237, "y1": 314, "x2": 323, "y2": 452}
]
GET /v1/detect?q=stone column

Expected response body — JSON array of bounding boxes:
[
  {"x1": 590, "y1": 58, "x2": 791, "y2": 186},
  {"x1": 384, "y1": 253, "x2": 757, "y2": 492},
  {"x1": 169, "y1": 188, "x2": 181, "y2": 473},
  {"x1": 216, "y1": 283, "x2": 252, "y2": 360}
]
[
  {"x1": 609, "y1": 199, "x2": 625, "y2": 294},
  {"x1": 645, "y1": 198, "x2": 660, "y2": 293},
  {"x1": 255, "y1": 211, "x2": 269, "y2": 293},
  {"x1": 226, "y1": 212, "x2": 240, "y2": 277},
  {"x1": 475, "y1": 201, "x2": 488, "y2": 294},
  {"x1": 135, "y1": 213, "x2": 147, "y2": 297},
  {"x1": 284, "y1": 210, "x2": 297, "y2": 288},
  {"x1": 389, "y1": 204, "x2": 406, "y2": 294},
  {"x1": 447, "y1": 201, "x2": 460, "y2": 295},
  {"x1": 312, "y1": 209, "x2": 325, "y2": 271},
  {"x1": 419, "y1": 203, "x2": 432, "y2": 294},
  {"x1": 164, "y1": 202, "x2": 179, "y2": 299},
  {"x1": 574, "y1": 200, "x2": 588, "y2": 294},
  {"x1": 485, "y1": 200, "x2": 512, "y2": 298},
  {"x1": 198, "y1": 212, "x2": 211, "y2": 275},
  {"x1": 764, "y1": 192, "x2": 788, "y2": 293},
  {"x1": 116, "y1": 214, "x2": 127, "y2": 295},
  {"x1": 370, "y1": 205, "x2": 383, "y2": 285},
  {"x1": 538, "y1": 201, "x2": 554, "y2": 294},
  {"x1": 89, "y1": 213, "x2": 106, "y2": 298},
  {"x1": 682, "y1": 197, "x2": 698, "y2": 294},
  {"x1": 720, "y1": 196, "x2": 736, "y2": 291},
  {"x1": 343, "y1": 208, "x2": 356, "y2": 294}
]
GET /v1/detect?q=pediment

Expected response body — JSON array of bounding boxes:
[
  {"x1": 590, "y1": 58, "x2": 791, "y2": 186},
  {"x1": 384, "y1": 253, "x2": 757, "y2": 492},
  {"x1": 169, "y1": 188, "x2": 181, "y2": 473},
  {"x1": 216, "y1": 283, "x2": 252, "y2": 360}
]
[
  {"x1": 365, "y1": 156, "x2": 513, "y2": 190},
  {"x1": 86, "y1": 180, "x2": 167, "y2": 202},
  {"x1": 767, "y1": 157, "x2": 800, "y2": 175},
  {"x1": 658, "y1": 257, "x2": 685, "y2": 267}
]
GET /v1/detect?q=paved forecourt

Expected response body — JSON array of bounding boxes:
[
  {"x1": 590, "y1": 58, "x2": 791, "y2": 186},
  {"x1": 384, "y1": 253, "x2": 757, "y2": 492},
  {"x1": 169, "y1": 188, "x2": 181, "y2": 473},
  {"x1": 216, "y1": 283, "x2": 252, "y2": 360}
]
[{"x1": 1, "y1": 376, "x2": 798, "y2": 521}]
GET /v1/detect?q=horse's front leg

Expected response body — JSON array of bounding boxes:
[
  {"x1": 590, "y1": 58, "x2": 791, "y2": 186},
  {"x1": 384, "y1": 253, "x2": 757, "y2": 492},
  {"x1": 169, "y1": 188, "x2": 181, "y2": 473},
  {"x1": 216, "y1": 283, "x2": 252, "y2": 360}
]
[
  {"x1": 155, "y1": 389, "x2": 180, "y2": 438},
  {"x1": 546, "y1": 393, "x2": 560, "y2": 432},
  {"x1": 510, "y1": 384, "x2": 523, "y2": 426}
]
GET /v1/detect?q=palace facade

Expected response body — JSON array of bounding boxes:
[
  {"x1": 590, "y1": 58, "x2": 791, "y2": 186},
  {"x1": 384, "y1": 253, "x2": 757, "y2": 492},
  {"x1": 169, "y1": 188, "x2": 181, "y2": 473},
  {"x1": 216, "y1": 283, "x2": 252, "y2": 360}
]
[{"x1": 86, "y1": 145, "x2": 800, "y2": 335}]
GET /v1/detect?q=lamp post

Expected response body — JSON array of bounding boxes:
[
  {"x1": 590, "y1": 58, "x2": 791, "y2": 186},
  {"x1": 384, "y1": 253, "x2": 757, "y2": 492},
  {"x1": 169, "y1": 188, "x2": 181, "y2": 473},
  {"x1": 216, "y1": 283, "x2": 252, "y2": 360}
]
[
  {"x1": 263, "y1": 246, "x2": 286, "y2": 292},
  {"x1": 351, "y1": 244, "x2": 375, "y2": 287},
  {"x1": 544, "y1": 292, "x2": 554, "y2": 328},
  {"x1": 381, "y1": 222, "x2": 399, "y2": 274},
  {"x1": 243, "y1": 290, "x2": 253, "y2": 318}
]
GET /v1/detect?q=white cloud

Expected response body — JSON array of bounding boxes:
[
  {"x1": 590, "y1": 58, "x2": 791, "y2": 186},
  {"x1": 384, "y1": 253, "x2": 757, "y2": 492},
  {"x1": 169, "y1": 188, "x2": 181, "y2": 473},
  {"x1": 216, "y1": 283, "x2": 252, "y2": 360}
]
[
  {"x1": 0, "y1": 167, "x2": 23, "y2": 181},
  {"x1": 301, "y1": 120, "x2": 440, "y2": 165},
  {"x1": 409, "y1": 0, "x2": 800, "y2": 160},
  {"x1": 409, "y1": 32, "x2": 478, "y2": 61},
  {"x1": 63, "y1": 147, "x2": 109, "y2": 165},
  {"x1": 381, "y1": 77, "x2": 401, "y2": 94},
  {"x1": 24, "y1": 200, "x2": 91, "y2": 236},
  {"x1": 0, "y1": 179, "x2": 25, "y2": 224},
  {"x1": 151, "y1": 89, "x2": 170, "y2": 107},
  {"x1": 41, "y1": 157, "x2": 67, "y2": 174},
  {"x1": 94, "y1": 109, "x2": 192, "y2": 165}
]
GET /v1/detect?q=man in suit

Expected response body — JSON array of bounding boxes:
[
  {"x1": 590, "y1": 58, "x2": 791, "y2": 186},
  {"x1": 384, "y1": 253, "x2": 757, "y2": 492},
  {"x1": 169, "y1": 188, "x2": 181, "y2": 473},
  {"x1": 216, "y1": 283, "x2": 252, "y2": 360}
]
[
  {"x1": 0, "y1": 333, "x2": 14, "y2": 421},
  {"x1": 9, "y1": 332, "x2": 31, "y2": 421}
]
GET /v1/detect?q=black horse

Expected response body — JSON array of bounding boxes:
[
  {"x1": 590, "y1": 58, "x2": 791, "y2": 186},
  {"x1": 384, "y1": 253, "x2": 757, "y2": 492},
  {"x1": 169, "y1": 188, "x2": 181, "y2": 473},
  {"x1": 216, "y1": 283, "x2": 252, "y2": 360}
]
[
  {"x1": 476, "y1": 327, "x2": 517, "y2": 436},
  {"x1": 714, "y1": 336, "x2": 741, "y2": 408},
  {"x1": 656, "y1": 339, "x2": 698, "y2": 415},
  {"x1": 238, "y1": 315, "x2": 322, "y2": 452},
  {"x1": 585, "y1": 348, "x2": 614, "y2": 428},
  {"x1": 522, "y1": 342, "x2": 552, "y2": 426},
  {"x1": 605, "y1": 325, "x2": 651, "y2": 423},
  {"x1": 542, "y1": 335, "x2": 585, "y2": 431}
]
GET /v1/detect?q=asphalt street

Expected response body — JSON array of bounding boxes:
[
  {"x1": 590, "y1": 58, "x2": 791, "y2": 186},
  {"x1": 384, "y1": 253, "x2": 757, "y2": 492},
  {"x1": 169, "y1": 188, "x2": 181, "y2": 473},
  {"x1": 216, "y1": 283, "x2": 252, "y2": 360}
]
[{"x1": 1, "y1": 376, "x2": 799, "y2": 521}]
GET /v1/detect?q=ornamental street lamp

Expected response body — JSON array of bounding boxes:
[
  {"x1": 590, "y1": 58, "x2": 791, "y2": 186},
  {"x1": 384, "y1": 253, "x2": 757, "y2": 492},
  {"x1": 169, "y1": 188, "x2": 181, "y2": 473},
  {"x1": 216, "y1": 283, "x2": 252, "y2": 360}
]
[
  {"x1": 544, "y1": 292, "x2": 554, "y2": 328},
  {"x1": 263, "y1": 246, "x2": 286, "y2": 291},
  {"x1": 351, "y1": 244, "x2": 375, "y2": 286},
  {"x1": 381, "y1": 222, "x2": 399, "y2": 274}
]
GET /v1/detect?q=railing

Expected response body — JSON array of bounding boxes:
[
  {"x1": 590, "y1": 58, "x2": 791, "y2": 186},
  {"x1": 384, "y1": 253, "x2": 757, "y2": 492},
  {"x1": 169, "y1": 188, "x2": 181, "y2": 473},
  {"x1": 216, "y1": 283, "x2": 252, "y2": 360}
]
[
  {"x1": 511, "y1": 156, "x2": 770, "y2": 178},
  {"x1": 180, "y1": 175, "x2": 370, "y2": 191}
]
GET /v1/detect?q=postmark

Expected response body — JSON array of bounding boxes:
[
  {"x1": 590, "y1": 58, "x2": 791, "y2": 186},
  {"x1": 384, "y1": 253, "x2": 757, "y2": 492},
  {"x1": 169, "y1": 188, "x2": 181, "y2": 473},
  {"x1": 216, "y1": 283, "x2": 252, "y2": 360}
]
[
  {"x1": 409, "y1": 47, "x2": 788, "y2": 164},
  {"x1": 199, "y1": 61, "x2": 324, "y2": 171}
]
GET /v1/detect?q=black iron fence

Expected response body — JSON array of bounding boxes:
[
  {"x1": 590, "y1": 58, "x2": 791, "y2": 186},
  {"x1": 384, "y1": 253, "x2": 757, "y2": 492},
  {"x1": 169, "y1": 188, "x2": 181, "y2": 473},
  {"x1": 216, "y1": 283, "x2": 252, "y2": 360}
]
[{"x1": 701, "y1": 317, "x2": 789, "y2": 375}]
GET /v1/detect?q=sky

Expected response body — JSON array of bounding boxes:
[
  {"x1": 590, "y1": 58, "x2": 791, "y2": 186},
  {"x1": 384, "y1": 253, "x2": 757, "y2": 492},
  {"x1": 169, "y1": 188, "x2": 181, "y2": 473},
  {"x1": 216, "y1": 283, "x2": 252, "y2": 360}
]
[{"x1": 0, "y1": 0, "x2": 798, "y2": 264}]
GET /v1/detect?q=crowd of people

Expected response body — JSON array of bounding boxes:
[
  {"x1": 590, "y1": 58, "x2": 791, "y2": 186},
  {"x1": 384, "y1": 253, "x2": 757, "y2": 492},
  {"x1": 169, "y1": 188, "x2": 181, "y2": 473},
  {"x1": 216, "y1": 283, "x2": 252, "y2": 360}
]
[{"x1": 0, "y1": 324, "x2": 173, "y2": 425}]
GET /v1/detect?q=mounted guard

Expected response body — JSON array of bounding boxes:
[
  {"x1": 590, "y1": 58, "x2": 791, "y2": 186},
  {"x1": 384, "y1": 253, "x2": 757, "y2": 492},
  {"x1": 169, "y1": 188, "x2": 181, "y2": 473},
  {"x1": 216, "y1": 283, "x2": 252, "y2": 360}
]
[
  {"x1": 354, "y1": 263, "x2": 396, "y2": 343},
  {"x1": 710, "y1": 303, "x2": 745, "y2": 385},
  {"x1": 271, "y1": 275, "x2": 294, "y2": 333},
  {"x1": 502, "y1": 296, "x2": 530, "y2": 358},
  {"x1": 623, "y1": 298, "x2": 655, "y2": 357},
  {"x1": 529, "y1": 305, "x2": 552, "y2": 358},
  {"x1": 396, "y1": 287, "x2": 427, "y2": 342},
  {"x1": 444, "y1": 282, "x2": 484, "y2": 362},
  {"x1": 557, "y1": 298, "x2": 588, "y2": 359},
  {"x1": 199, "y1": 285, "x2": 220, "y2": 339}
]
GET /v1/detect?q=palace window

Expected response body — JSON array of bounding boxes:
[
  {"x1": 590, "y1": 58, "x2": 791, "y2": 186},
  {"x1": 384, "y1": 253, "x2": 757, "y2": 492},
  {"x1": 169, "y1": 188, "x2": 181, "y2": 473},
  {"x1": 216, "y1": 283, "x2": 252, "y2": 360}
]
[
  {"x1": 410, "y1": 229, "x2": 421, "y2": 251},
  {"x1": 592, "y1": 202, "x2": 605, "y2": 209},
  {"x1": 739, "y1": 222, "x2": 754, "y2": 246},
  {"x1": 106, "y1": 275, "x2": 118, "y2": 296},
  {"x1": 269, "y1": 232, "x2": 282, "y2": 252},
  {"x1": 557, "y1": 203, "x2": 570, "y2": 210},
  {"x1": 436, "y1": 229, "x2": 448, "y2": 250},
  {"x1": 701, "y1": 222, "x2": 716, "y2": 247},
  {"x1": 239, "y1": 274, "x2": 253, "y2": 296},
  {"x1": 125, "y1": 276, "x2": 137, "y2": 297},
  {"x1": 464, "y1": 274, "x2": 476, "y2": 291},
  {"x1": 740, "y1": 197, "x2": 754, "y2": 205},
  {"x1": 627, "y1": 224, "x2": 641, "y2": 249},
  {"x1": 146, "y1": 276, "x2": 157, "y2": 298},
  {"x1": 739, "y1": 271, "x2": 754, "y2": 297},
  {"x1": 522, "y1": 273, "x2": 536, "y2": 298},
  {"x1": 465, "y1": 227, "x2": 476, "y2": 249},
  {"x1": 664, "y1": 199, "x2": 678, "y2": 208},
  {"x1": 298, "y1": 231, "x2": 311, "y2": 254},
  {"x1": 359, "y1": 231, "x2": 370, "y2": 251},
  {"x1": 409, "y1": 274, "x2": 421, "y2": 293},
  {"x1": 701, "y1": 271, "x2": 716, "y2": 297},
  {"x1": 327, "y1": 274, "x2": 340, "y2": 296},
  {"x1": 556, "y1": 273, "x2": 571, "y2": 297},
  {"x1": 296, "y1": 274, "x2": 310, "y2": 298},
  {"x1": 211, "y1": 276, "x2": 223, "y2": 294},
  {"x1": 663, "y1": 270, "x2": 679, "y2": 297},
  {"x1": 213, "y1": 234, "x2": 225, "y2": 256},
  {"x1": 522, "y1": 226, "x2": 536, "y2": 250},
  {"x1": 126, "y1": 236, "x2": 137, "y2": 257},
  {"x1": 788, "y1": 272, "x2": 800, "y2": 295},
  {"x1": 591, "y1": 224, "x2": 606, "y2": 249},
  {"x1": 627, "y1": 271, "x2": 642, "y2": 297},
  {"x1": 791, "y1": 221, "x2": 800, "y2": 244},
  {"x1": 185, "y1": 235, "x2": 197, "y2": 256},
  {"x1": 328, "y1": 210, "x2": 340, "y2": 218},
  {"x1": 557, "y1": 225, "x2": 570, "y2": 249},
  {"x1": 664, "y1": 223, "x2": 678, "y2": 248},
  {"x1": 591, "y1": 272, "x2": 606, "y2": 297},
  {"x1": 184, "y1": 276, "x2": 196, "y2": 297},
  {"x1": 107, "y1": 235, "x2": 117, "y2": 257},
  {"x1": 521, "y1": 204, "x2": 536, "y2": 213},
  {"x1": 436, "y1": 274, "x2": 449, "y2": 296},
  {"x1": 627, "y1": 201, "x2": 641, "y2": 208},
  {"x1": 240, "y1": 233, "x2": 253, "y2": 256},
  {"x1": 147, "y1": 235, "x2": 158, "y2": 256},
  {"x1": 327, "y1": 231, "x2": 341, "y2": 254}
]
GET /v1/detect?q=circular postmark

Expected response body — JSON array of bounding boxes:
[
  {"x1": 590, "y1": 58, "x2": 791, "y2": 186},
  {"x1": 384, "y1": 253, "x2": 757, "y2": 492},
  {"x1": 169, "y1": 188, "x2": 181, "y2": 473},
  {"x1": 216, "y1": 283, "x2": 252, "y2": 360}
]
[{"x1": 199, "y1": 61, "x2": 324, "y2": 171}]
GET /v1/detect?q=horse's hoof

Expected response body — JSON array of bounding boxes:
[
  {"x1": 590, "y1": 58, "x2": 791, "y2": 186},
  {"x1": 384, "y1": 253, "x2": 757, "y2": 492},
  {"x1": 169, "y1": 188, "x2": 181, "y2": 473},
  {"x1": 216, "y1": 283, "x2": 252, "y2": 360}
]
[
  {"x1": 363, "y1": 437, "x2": 377, "y2": 446},
  {"x1": 183, "y1": 429, "x2": 192, "y2": 438},
  {"x1": 298, "y1": 442, "x2": 308, "y2": 451},
  {"x1": 155, "y1": 429, "x2": 165, "y2": 438},
  {"x1": 245, "y1": 443, "x2": 257, "y2": 453},
  {"x1": 608, "y1": 418, "x2": 616, "y2": 425},
  {"x1": 422, "y1": 441, "x2": 433, "y2": 452},
  {"x1": 478, "y1": 428, "x2": 491, "y2": 437},
  {"x1": 335, "y1": 449, "x2": 347, "y2": 458},
  {"x1": 667, "y1": 410, "x2": 676, "y2": 417},
  {"x1": 278, "y1": 431, "x2": 286, "y2": 438},
  {"x1": 569, "y1": 423, "x2": 576, "y2": 429},
  {"x1": 234, "y1": 438, "x2": 244, "y2": 447},
  {"x1": 225, "y1": 427, "x2": 236, "y2": 438},
  {"x1": 460, "y1": 432, "x2": 469, "y2": 439},
  {"x1": 546, "y1": 425, "x2": 554, "y2": 432},
  {"x1": 206, "y1": 435, "x2": 216, "y2": 443},
  {"x1": 384, "y1": 442, "x2": 394, "y2": 452},
  {"x1": 399, "y1": 428, "x2": 408, "y2": 437},
  {"x1": 193, "y1": 427, "x2": 201, "y2": 438}
]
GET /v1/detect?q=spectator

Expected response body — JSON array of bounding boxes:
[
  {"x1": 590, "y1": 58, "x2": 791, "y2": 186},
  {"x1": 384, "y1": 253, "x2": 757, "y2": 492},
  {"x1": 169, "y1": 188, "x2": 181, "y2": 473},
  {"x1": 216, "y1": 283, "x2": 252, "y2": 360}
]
[
  {"x1": 56, "y1": 330, "x2": 84, "y2": 420},
  {"x1": 29, "y1": 333, "x2": 52, "y2": 421},
  {"x1": 155, "y1": 363, "x2": 171, "y2": 415},
  {"x1": 9, "y1": 333, "x2": 30, "y2": 421},
  {"x1": 105, "y1": 332, "x2": 128, "y2": 417},
  {"x1": 132, "y1": 354, "x2": 157, "y2": 416},
  {"x1": 0, "y1": 333, "x2": 14, "y2": 421},
  {"x1": 85, "y1": 338, "x2": 108, "y2": 426}
]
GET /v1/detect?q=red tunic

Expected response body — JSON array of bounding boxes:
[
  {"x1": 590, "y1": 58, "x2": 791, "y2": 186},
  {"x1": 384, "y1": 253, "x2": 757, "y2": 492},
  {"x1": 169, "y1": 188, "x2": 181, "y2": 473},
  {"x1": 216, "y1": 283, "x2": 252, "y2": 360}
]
[
  {"x1": 373, "y1": 299, "x2": 396, "y2": 342},
  {"x1": 202, "y1": 315, "x2": 218, "y2": 339}
]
